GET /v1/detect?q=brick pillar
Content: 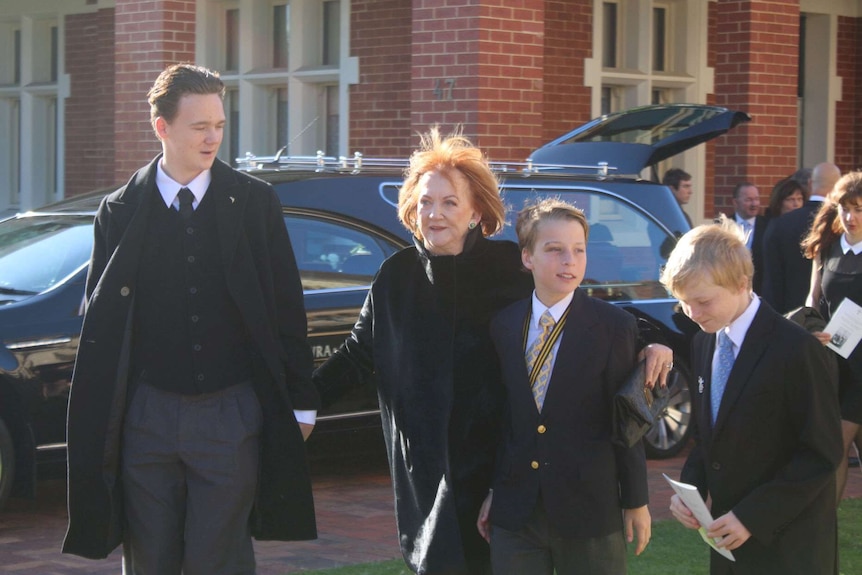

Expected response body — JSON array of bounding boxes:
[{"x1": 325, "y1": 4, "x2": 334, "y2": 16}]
[
  {"x1": 65, "y1": 9, "x2": 116, "y2": 197},
  {"x1": 411, "y1": 0, "x2": 545, "y2": 162},
  {"x1": 712, "y1": 1, "x2": 800, "y2": 217},
  {"x1": 349, "y1": 1, "x2": 413, "y2": 158},
  {"x1": 835, "y1": 16, "x2": 862, "y2": 172},
  {"x1": 113, "y1": 0, "x2": 196, "y2": 182},
  {"x1": 542, "y1": 0, "x2": 593, "y2": 143}
]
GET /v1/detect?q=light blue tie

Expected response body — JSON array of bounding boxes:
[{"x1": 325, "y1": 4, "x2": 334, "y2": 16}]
[
  {"x1": 742, "y1": 220, "x2": 753, "y2": 250},
  {"x1": 711, "y1": 330, "x2": 734, "y2": 425}
]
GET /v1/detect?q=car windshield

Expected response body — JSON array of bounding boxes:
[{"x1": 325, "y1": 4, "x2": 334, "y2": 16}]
[
  {"x1": 0, "y1": 215, "x2": 94, "y2": 295},
  {"x1": 500, "y1": 188, "x2": 674, "y2": 301}
]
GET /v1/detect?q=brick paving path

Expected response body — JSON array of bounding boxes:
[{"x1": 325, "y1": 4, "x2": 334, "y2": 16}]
[{"x1": 1, "y1": 450, "x2": 860, "y2": 574}]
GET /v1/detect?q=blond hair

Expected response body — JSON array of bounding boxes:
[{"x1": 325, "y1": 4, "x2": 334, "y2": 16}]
[
  {"x1": 516, "y1": 197, "x2": 589, "y2": 253},
  {"x1": 397, "y1": 126, "x2": 505, "y2": 239},
  {"x1": 660, "y1": 215, "x2": 753, "y2": 296}
]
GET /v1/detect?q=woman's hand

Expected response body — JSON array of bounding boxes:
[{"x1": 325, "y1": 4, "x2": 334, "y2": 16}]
[{"x1": 640, "y1": 343, "x2": 674, "y2": 389}]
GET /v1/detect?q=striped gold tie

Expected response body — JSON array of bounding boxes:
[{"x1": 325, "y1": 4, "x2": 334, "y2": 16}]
[{"x1": 526, "y1": 310, "x2": 556, "y2": 411}]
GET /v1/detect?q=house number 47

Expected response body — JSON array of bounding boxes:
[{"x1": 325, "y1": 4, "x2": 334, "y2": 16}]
[{"x1": 434, "y1": 78, "x2": 456, "y2": 100}]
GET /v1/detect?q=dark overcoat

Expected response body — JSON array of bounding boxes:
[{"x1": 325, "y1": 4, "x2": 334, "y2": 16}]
[
  {"x1": 63, "y1": 157, "x2": 320, "y2": 559},
  {"x1": 682, "y1": 303, "x2": 842, "y2": 574},
  {"x1": 314, "y1": 230, "x2": 533, "y2": 574}
]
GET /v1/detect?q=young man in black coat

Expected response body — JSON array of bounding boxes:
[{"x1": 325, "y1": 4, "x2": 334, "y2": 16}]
[{"x1": 64, "y1": 64, "x2": 319, "y2": 574}]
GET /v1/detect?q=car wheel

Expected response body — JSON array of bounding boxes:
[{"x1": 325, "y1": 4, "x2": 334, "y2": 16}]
[
  {"x1": 0, "y1": 417, "x2": 15, "y2": 510},
  {"x1": 643, "y1": 363, "x2": 693, "y2": 459}
]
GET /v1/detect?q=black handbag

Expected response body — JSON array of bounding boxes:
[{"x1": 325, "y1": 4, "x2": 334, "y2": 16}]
[{"x1": 613, "y1": 359, "x2": 673, "y2": 448}]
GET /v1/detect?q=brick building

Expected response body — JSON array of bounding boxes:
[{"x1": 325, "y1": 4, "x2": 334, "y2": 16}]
[{"x1": 1, "y1": 0, "x2": 860, "y2": 224}]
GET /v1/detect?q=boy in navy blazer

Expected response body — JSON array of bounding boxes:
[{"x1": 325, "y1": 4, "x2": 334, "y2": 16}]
[
  {"x1": 663, "y1": 217, "x2": 842, "y2": 574},
  {"x1": 476, "y1": 198, "x2": 651, "y2": 574}
]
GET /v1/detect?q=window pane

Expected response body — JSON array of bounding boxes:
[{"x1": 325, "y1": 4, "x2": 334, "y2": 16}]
[
  {"x1": 273, "y1": 4, "x2": 289, "y2": 69},
  {"x1": 602, "y1": 2, "x2": 617, "y2": 69},
  {"x1": 325, "y1": 85, "x2": 338, "y2": 156},
  {"x1": 276, "y1": 87, "x2": 289, "y2": 150},
  {"x1": 653, "y1": 7, "x2": 666, "y2": 72},
  {"x1": 323, "y1": 0, "x2": 340, "y2": 66},
  {"x1": 51, "y1": 26, "x2": 58, "y2": 82},
  {"x1": 285, "y1": 214, "x2": 395, "y2": 290},
  {"x1": 14, "y1": 29, "x2": 21, "y2": 85},
  {"x1": 0, "y1": 215, "x2": 93, "y2": 294},
  {"x1": 225, "y1": 89, "x2": 239, "y2": 166},
  {"x1": 225, "y1": 9, "x2": 239, "y2": 72}
]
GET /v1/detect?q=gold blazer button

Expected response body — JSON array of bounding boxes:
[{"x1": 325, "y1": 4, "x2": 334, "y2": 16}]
[
  {"x1": 531, "y1": 461, "x2": 539, "y2": 470},
  {"x1": 537, "y1": 425, "x2": 546, "y2": 434}
]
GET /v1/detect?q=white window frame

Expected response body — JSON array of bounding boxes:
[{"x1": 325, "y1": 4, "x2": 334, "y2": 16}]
[
  {"x1": 0, "y1": 14, "x2": 66, "y2": 212},
  {"x1": 585, "y1": 0, "x2": 713, "y2": 224},
  {"x1": 200, "y1": 0, "x2": 357, "y2": 165}
]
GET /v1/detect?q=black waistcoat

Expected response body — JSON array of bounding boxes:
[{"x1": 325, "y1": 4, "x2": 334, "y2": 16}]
[{"x1": 131, "y1": 189, "x2": 253, "y2": 394}]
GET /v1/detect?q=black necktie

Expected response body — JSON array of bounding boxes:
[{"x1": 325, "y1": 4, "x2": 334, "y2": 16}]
[{"x1": 177, "y1": 188, "x2": 194, "y2": 220}]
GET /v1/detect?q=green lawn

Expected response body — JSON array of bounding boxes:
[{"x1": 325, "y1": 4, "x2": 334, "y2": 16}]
[{"x1": 300, "y1": 498, "x2": 862, "y2": 575}]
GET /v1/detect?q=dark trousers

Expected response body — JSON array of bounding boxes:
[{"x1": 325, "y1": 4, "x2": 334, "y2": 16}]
[
  {"x1": 121, "y1": 382, "x2": 262, "y2": 575},
  {"x1": 490, "y1": 502, "x2": 626, "y2": 575}
]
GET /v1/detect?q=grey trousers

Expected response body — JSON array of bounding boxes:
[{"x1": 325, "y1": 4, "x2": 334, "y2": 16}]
[
  {"x1": 490, "y1": 502, "x2": 627, "y2": 575},
  {"x1": 121, "y1": 382, "x2": 262, "y2": 575}
]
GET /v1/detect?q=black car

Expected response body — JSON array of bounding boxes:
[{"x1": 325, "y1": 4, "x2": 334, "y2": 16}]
[{"x1": 0, "y1": 104, "x2": 749, "y2": 508}]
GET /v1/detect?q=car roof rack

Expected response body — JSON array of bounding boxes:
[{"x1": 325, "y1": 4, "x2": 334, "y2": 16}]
[{"x1": 236, "y1": 150, "x2": 619, "y2": 178}]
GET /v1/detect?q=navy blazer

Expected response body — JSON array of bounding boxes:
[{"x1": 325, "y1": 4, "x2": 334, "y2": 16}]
[
  {"x1": 682, "y1": 302, "x2": 841, "y2": 574},
  {"x1": 488, "y1": 289, "x2": 647, "y2": 540}
]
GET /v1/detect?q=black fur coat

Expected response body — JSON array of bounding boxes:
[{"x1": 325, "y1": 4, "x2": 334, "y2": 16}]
[{"x1": 314, "y1": 229, "x2": 532, "y2": 574}]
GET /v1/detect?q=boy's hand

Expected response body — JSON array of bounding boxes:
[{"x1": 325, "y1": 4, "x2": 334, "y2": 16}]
[
  {"x1": 624, "y1": 505, "x2": 651, "y2": 555},
  {"x1": 476, "y1": 492, "x2": 493, "y2": 543},
  {"x1": 707, "y1": 511, "x2": 751, "y2": 550},
  {"x1": 811, "y1": 331, "x2": 832, "y2": 346},
  {"x1": 669, "y1": 494, "x2": 700, "y2": 529},
  {"x1": 640, "y1": 343, "x2": 674, "y2": 388}
]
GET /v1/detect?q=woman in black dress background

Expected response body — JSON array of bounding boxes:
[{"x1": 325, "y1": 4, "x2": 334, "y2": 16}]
[{"x1": 804, "y1": 171, "x2": 862, "y2": 502}]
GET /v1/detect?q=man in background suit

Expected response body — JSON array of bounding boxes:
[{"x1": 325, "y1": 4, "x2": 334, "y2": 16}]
[
  {"x1": 730, "y1": 182, "x2": 767, "y2": 294},
  {"x1": 64, "y1": 64, "x2": 320, "y2": 574},
  {"x1": 663, "y1": 218, "x2": 841, "y2": 575},
  {"x1": 762, "y1": 162, "x2": 841, "y2": 313},
  {"x1": 663, "y1": 167, "x2": 694, "y2": 227}
]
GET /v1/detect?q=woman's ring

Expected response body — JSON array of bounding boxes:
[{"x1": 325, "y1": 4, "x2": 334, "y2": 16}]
[{"x1": 666, "y1": 362, "x2": 674, "y2": 370}]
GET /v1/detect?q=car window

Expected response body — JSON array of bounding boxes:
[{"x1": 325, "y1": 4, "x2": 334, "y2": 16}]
[
  {"x1": 0, "y1": 215, "x2": 93, "y2": 295},
  {"x1": 284, "y1": 214, "x2": 399, "y2": 291},
  {"x1": 500, "y1": 188, "x2": 673, "y2": 301}
]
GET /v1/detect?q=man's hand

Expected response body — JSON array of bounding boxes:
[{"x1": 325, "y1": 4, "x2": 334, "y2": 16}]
[
  {"x1": 640, "y1": 343, "x2": 674, "y2": 389},
  {"x1": 299, "y1": 422, "x2": 314, "y2": 441},
  {"x1": 669, "y1": 494, "x2": 700, "y2": 529},
  {"x1": 707, "y1": 511, "x2": 751, "y2": 550},
  {"x1": 476, "y1": 492, "x2": 493, "y2": 543},
  {"x1": 624, "y1": 505, "x2": 651, "y2": 555}
]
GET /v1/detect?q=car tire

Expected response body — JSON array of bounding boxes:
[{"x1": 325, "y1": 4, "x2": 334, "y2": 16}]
[
  {"x1": 643, "y1": 363, "x2": 693, "y2": 459},
  {"x1": 0, "y1": 417, "x2": 15, "y2": 510}
]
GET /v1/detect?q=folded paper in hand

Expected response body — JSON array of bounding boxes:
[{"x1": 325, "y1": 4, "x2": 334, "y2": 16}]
[{"x1": 613, "y1": 359, "x2": 672, "y2": 448}]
